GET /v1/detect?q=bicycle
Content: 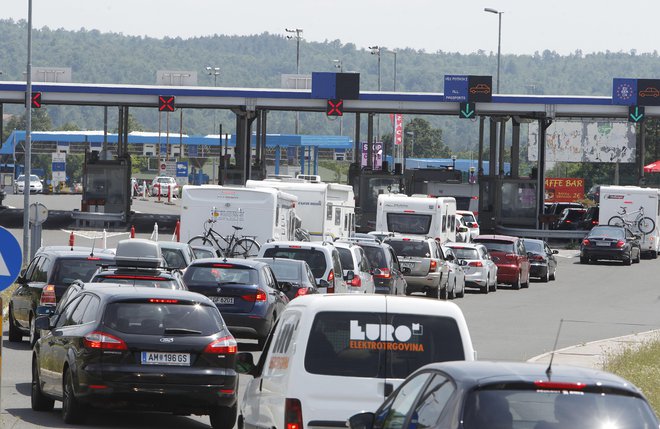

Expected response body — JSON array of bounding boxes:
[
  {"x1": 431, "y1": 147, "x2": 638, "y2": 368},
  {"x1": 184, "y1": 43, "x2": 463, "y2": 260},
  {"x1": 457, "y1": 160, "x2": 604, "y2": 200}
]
[
  {"x1": 188, "y1": 219, "x2": 260, "y2": 258},
  {"x1": 608, "y1": 205, "x2": 655, "y2": 234}
]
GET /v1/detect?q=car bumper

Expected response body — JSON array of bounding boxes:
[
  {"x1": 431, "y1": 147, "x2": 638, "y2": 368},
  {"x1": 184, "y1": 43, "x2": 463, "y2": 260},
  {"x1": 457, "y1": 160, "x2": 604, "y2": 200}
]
[
  {"x1": 463, "y1": 270, "x2": 488, "y2": 288},
  {"x1": 495, "y1": 265, "x2": 520, "y2": 283},
  {"x1": 581, "y1": 248, "x2": 629, "y2": 261},
  {"x1": 222, "y1": 313, "x2": 272, "y2": 339},
  {"x1": 404, "y1": 274, "x2": 441, "y2": 293},
  {"x1": 374, "y1": 278, "x2": 393, "y2": 294},
  {"x1": 529, "y1": 263, "x2": 548, "y2": 277}
]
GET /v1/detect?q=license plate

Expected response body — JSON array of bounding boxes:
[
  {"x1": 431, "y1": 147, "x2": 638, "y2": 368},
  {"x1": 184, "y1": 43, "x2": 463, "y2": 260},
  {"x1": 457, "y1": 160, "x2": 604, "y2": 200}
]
[
  {"x1": 401, "y1": 262, "x2": 415, "y2": 269},
  {"x1": 141, "y1": 352, "x2": 191, "y2": 366},
  {"x1": 211, "y1": 296, "x2": 234, "y2": 304},
  {"x1": 596, "y1": 242, "x2": 611, "y2": 247}
]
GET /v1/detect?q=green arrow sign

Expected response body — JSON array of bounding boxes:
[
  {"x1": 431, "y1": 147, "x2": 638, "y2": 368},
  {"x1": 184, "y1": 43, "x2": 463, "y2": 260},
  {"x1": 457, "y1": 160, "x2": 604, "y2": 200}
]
[
  {"x1": 628, "y1": 105, "x2": 645, "y2": 123},
  {"x1": 459, "y1": 102, "x2": 475, "y2": 119}
]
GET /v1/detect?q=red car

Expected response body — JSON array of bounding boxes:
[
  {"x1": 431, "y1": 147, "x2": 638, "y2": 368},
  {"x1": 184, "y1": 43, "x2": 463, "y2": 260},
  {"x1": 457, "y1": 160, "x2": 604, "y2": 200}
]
[{"x1": 473, "y1": 235, "x2": 531, "y2": 289}]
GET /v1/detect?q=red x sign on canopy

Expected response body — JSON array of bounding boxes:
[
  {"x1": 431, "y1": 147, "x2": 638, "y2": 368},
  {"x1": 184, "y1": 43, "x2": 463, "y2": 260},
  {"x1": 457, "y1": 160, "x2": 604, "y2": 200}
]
[
  {"x1": 326, "y1": 99, "x2": 344, "y2": 116},
  {"x1": 158, "y1": 95, "x2": 176, "y2": 112}
]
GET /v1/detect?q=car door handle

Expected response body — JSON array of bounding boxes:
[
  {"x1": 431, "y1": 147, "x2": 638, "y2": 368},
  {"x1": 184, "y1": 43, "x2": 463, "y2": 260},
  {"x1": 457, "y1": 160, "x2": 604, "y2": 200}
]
[{"x1": 384, "y1": 382, "x2": 394, "y2": 396}]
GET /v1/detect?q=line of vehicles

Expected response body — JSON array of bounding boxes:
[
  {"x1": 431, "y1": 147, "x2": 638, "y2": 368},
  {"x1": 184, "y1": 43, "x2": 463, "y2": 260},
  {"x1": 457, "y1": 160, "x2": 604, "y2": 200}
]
[{"x1": 6, "y1": 180, "x2": 660, "y2": 429}]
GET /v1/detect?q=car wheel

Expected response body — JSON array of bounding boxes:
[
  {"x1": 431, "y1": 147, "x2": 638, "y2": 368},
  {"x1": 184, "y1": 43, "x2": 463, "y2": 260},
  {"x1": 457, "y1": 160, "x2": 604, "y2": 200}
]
[
  {"x1": 237, "y1": 414, "x2": 245, "y2": 429},
  {"x1": 8, "y1": 307, "x2": 24, "y2": 342},
  {"x1": 579, "y1": 256, "x2": 588, "y2": 264},
  {"x1": 521, "y1": 273, "x2": 530, "y2": 288},
  {"x1": 449, "y1": 280, "x2": 456, "y2": 299},
  {"x1": 511, "y1": 273, "x2": 521, "y2": 290},
  {"x1": 62, "y1": 369, "x2": 86, "y2": 424},
  {"x1": 438, "y1": 285, "x2": 448, "y2": 300},
  {"x1": 29, "y1": 314, "x2": 40, "y2": 347},
  {"x1": 31, "y1": 358, "x2": 54, "y2": 411},
  {"x1": 209, "y1": 403, "x2": 238, "y2": 429},
  {"x1": 634, "y1": 251, "x2": 641, "y2": 264},
  {"x1": 456, "y1": 282, "x2": 465, "y2": 298},
  {"x1": 541, "y1": 268, "x2": 550, "y2": 283},
  {"x1": 624, "y1": 255, "x2": 632, "y2": 266},
  {"x1": 549, "y1": 267, "x2": 556, "y2": 281}
]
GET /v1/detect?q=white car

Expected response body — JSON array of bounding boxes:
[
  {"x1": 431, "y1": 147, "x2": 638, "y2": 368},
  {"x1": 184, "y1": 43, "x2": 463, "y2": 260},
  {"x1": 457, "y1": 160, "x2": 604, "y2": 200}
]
[
  {"x1": 150, "y1": 176, "x2": 179, "y2": 197},
  {"x1": 14, "y1": 174, "x2": 43, "y2": 194},
  {"x1": 455, "y1": 215, "x2": 470, "y2": 243},
  {"x1": 333, "y1": 241, "x2": 376, "y2": 293},
  {"x1": 442, "y1": 245, "x2": 466, "y2": 298},
  {"x1": 457, "y1": 210, "x2": 480, "y2": 241},
  {"x1": 446, "y1": 243, "x2": 498, "y2": 294}
]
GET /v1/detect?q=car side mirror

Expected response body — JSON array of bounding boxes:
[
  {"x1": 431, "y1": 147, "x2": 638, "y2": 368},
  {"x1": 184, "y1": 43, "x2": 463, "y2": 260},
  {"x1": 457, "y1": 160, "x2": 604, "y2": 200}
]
[
  {"x1": 16, "y1": 274, "x2": 26, "y2": 285},
  {"x1": 35, "y1": 315, "x2": 52, "y2": 331},
  {"x1": 446, "y1": 253, "x2": 455, "y2": 261},
  {"x1": 458, "y1": 226, "x2": 468, "y2": 233},
  {"x1": 401, "y1": 267, "x2": 411, "y2": 275},
  {"x1": 235, "y1": 352, "x2": 257, "y2": 376},
  {"x1": 552, "y1": 249, "x2": 559, "y2": 254},
  {"x1": 527, "y1": 252, "x2": 534, "y2": 258},
  {"x1": 370, "y1": 268, "x2": 382, "y2": 276},
  {"x1": 459, "y1": 259, "x2": 468, "y2": 266},
  {"x1": 278, "y1": 282, "x2": 292, "y2": 292},
  {"x1": 318, "y1": 279, "x2": 330, "y2": 288},
  {"x1": 344, "y1": 271, "x2": 355, "y2": 281},
  {"x1": 36, "y1": 305, "x2": 55, "y2": 317},
  {"x1": 348, "y1": 412, "x2": 375, "y2": 429}
]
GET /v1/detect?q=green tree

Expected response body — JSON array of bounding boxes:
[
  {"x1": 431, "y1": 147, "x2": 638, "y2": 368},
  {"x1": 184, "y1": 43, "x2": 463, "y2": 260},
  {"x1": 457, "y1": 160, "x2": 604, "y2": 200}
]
[
  {"x1": 5, "y1": 108, "x2": 53, "y2": 132},
  {"x1": 402, "y1": 118, "x2": 449, "y2": 158}
]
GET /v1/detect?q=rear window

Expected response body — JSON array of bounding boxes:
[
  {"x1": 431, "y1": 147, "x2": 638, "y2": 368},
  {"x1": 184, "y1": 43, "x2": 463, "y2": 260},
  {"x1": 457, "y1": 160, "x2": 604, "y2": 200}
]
[
  {"x1": 305, "y1": 311, "x2": 465, "y2": 379},
  {"x1": 386, "y1": 240, "x2": 432, "y2": 258},
  {"x1": 361, "y1": 246, "x2": 388, "y2": 269},
  {"x1": 460, "y1": 213, "x2": 476, "y2": 224},
  {"x1": 523, "y1": 241, "x2": 544, "y2": 253},
  {"x1": 50, "y1": 258, "x2": 109, "y2": 284},
  {"x1": 474, "y1": 240, "x2": 514, "y2": 253},
  {"x1": 386, "y1": 213, "x2": 432, "y2": 235},
  {"x1": 262, "y1": 248, "x2": 327, "y2": 278},
  {"x1": 589, "y1": 226, "x2": 625, "y2": 239},
  {"x1": 161, "y1": 248, "x2": 186, "y2": 269},
  {"x1": 265, "y1": 262, "x2": 301, "y2": 282},
  {"x1": 95, "y1": 275, "x2": 181, "y2": 289},
  {"x1": 337, "y1": 248, "x2": 355, "y2": 270},
  {"x1": 449, "y1": 247, "x2": 479, "y2": 260},
  {"x1": 183, "y1": 265, "x2": 258, "y2": 285},
  {"x1": 103, "y1": 301, "x2": 224, "y2": 336}
]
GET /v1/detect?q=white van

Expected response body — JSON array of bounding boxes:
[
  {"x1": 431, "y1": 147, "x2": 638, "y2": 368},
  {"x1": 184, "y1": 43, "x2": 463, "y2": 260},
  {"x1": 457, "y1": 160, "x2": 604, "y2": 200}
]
[
  {"x1": 237, "y1": 294, "x2": 474, "y2": 429},
  {"x1": 599, "y1": 185, "x2": 660, "y2": 258},
  {"x1": 246, "y1": 177, "x2": 355, "y2": 241},
  {"x1": 180, "y1": 185, "x2": 298, "y2": 247},
  {"x1": 375, "y1": 194, "x2": 457, "y2": 243}
]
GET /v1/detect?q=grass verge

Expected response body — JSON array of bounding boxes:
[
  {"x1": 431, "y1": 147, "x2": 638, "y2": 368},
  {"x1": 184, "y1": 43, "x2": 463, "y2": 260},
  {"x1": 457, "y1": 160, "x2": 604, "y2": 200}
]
[{"x1": 602, "y1": 337, "x2": 660, "y2": 414}]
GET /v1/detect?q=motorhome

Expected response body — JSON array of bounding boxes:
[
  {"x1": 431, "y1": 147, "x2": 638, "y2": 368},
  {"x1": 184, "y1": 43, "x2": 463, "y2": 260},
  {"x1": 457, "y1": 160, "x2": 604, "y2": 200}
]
[
  {"x1": 375, "y1": 194, "x2": 457, "y2": 243},
  {"x1": 598, "y1": 185, "x2": 660, "y2": 258},
  {"x1": 246, "y1": 175, "x2": 355, "y2": 241},
  {"x1": 180, "y1": 185, "x2": 298, "y2": 246}
]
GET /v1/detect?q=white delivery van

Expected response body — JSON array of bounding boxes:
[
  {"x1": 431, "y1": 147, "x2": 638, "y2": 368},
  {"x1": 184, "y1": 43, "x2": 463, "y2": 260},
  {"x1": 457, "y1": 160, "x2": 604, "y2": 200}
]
[
  {"x1": 237, "y1": 294, "x2": 474, "y2": 429},
  {"x1": 180, "y1": 185, "x2": 298, "y2": 246},
  {"x1": 375, "y1": 194, "x2": 457, "y2": 243},
  {"x1": 246, "y1": 177, "x2": 355, "y2": 241},
  {"x1": 599, "y1": 185, "x2": 660, "y2": 258}
]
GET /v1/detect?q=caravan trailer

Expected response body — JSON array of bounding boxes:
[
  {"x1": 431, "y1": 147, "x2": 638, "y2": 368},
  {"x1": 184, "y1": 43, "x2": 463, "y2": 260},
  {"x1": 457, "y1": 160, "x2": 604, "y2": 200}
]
[
  {"x1": 375, "y1": 194, "x2": 457, "y2": 243},
  {"x1": 246, "y1": 176, "x2": 355, "y2": 241}
]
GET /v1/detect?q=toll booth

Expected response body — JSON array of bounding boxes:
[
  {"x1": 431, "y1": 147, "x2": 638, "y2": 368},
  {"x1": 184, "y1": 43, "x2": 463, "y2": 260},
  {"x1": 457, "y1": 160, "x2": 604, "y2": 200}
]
[{"x1": 478, "y1": 176, "x2": 539, "y2": 231}]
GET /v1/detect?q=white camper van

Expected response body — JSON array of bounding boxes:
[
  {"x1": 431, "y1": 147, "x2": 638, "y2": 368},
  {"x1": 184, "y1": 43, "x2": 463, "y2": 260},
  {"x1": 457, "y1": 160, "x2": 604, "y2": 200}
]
[
  {"x1": 180, "y1": 185, "x2": 298, "y2": 247},
  {"x1": 599, "y1": 185, "x2": 660, "y2": 258},
  {"x1": 246, "y1": 176, "x2": 355, "y2": 241},
  {"x1": 375, "y1": 194, "x2": 457, "y2": 243}
]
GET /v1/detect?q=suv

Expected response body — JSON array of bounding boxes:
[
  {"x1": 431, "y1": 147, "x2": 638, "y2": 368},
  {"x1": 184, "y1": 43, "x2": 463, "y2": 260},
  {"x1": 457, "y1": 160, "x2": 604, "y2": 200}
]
[
  {"x1": 473, "y1": 235, "x2": 531, "y2": 289},
  {"x1": 333, "y1": 241, "x2": 376, "y2": 293},
  {"x1": 578, "y1": 206, "x2": 599, "y2": 230},
  {"x1": 545, "y1": 202, "x2": 584, "y2": 229},
  {"x1": 8, "y1": 246, "x2": 115, "y2": 345},
  {"x1": 257, "y1": 241, "x2": 345, "y2": 293},
  {"x1": 556, "y1": 208, "x2": 587, "y2": 230},
  {"x1": 384, "y1": 236, "x2": 450, "y2": 299},
  {"x1": 349, "y1": 239, "x2": 407, "y2": 295},
  {"x1": 32, "y1": 285, "x2": 239, "y2": 428}
]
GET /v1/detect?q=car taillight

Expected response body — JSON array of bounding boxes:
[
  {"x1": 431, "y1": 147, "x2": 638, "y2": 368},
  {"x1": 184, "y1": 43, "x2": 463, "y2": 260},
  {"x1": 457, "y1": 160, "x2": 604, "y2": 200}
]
[
  {"x1": 565, "y1": 220, "x2": 572, "y2": 223},
  {"x1": 327, "y1": 270, "x2": 334, "y2": 282},
  {"x1": 83, "y1": 331, "x2": 128, "y2": 350},
  {"x1": 374, "y1": 268, "x2": 391, "y2": 279},
  {"x1": 582, "y1": 239, "x2": 590, "y2": 246},
  {"x1": 242, "y1": 289, "x2": 267, "y2": 302},
  {"x1": 327, "y1": 270, "x2": 335, "y2": 293},
  {"x1": 348, "y1": 275, "x2": 362, "y2": 287},
  {"x1": 616, "y1": 240, "x2": 625, "y2": 248},
  {"x1": 39, "y1": 285, "x2": 57, "y2": 306},
  {"x1": 148, "y1": 298, "x2": 178, "y2": 304},
  {"x1": 204, "y1": 335, "x2": 238, "y2": 354},
  {"x1": 429, "y1": 260, "x2": 437, "y2": 273},
  {"x1": 294, "y1": 287, "x2": 310, "y2": 298},
  {"x1": 592, "y1": 220, "x2": 599, "y2": 225},
  {"x1": 468, "y1": 261, "x2": 483, "y2": 267},
  {"x1": 285, "y1": 398, "x2": 303, "y2": 429},
  {"x1": 530, "y1": 255, "x2": 545, "y2": 262},
  {"x1": 534, "y1": 380, "x2": 586, "y2": 390}
]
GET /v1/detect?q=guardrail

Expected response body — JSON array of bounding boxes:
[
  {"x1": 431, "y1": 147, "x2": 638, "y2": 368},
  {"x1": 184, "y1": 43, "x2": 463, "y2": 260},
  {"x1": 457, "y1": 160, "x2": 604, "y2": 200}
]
[
  {"x1": 495, "y1": 225, "x2": 589, "y2": 240},
  {"x1": 71, "y1": 211, "x2": 126, "y2": 228}
]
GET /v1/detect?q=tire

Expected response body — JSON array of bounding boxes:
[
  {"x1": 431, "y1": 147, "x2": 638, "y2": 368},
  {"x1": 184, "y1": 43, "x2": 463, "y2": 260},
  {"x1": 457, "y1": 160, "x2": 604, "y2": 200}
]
[
  {"x1": 549, "y1": 268, "x2": 556, "y2": 281},
  {"x1": 188, "y1": 235, "x2": 223, "y2": 257},
  {"x1": 29, "y1": 314, "x2": 40, "y2": 347},
  {"x1": 634, "y1": 251, "x2": 641, "y2": 264},
  {"x1": 541, "y1": 268, "x2": 550, "y2": 283},
  {"x1": 489, "y1": 275, "x2": 498, "y2": 292},
  {"x1": 31, "y1": 358, "x2": 54, "y2": 411},
  {"x1": 456, "y1": 282, "x2": 465, "y2": 298},
  {"x1": 209, "y1": 403, "x2": 238, "y2": 429},
  {"x1": 624, "y1": 254, "x2": 632, "y2": 266},
  {"x1": 8, "y1": 307, "x2": 24, "y2": 342},
  {"x1": 608, "y1": 216, "x2": 625, "y2": 227},
  {"x1": 511, "y1": 273, "x2": 521, "y2": 290},
  {"x1": 521, "y1": 273, "x2": 530, "y2": 288},
  {"x1": 579, "y1": 256, "x2": 588, "y2": 264},
  {"x1": 653, "y1": 251, "x2": 659, "y2": 260},
  {"x1": 230, "y1": 238, "x2": 260, "y2": 259},
  {"x1": 449, "y1": 280, "x2": 456, "y2": 299},
  {"x1": 62, "y1": 369, "x2": 86, "y2": 424},
  {"x1": 638, "y1": 217, "x2": 655, "y2": 234}
]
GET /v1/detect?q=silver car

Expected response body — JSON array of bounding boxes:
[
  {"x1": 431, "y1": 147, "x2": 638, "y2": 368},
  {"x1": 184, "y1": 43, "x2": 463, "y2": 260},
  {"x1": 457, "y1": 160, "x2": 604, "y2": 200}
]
[{"x1": 446, "y1": 243, "x2": 498, "y2": 293}]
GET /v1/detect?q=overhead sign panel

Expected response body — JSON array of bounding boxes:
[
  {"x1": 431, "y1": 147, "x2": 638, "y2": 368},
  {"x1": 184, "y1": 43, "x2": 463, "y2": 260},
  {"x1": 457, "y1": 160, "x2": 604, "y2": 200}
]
[
  {"x1": 612, "y1": 78, "x2": 637, "y2": 105},
  {"x1": 312, "y1": 72, "x2": 360, "y2": 100},
  {"x1": 444, "y1": 75, "x2": 469, "y2": 102},
  {"x1": 637, "y1": 79, "x2": 660, "y2": 106},
  {"x1": 444, "y1": 75, "x2": 492, "y2": 102}
]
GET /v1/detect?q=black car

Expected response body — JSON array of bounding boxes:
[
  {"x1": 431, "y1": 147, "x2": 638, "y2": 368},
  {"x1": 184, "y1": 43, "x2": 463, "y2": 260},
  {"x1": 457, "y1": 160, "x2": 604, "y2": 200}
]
[
  {"x1": 8, "y1": 246, "x2": 115, "y2": 345},
  {"x1": 578, "y1": 206, "x2": 600, "y2": 230},
  {"x1": 555, "y1": 208, "x2": 587, "y2": 230},
  {"x1": 348, "y1": 361, "x2": 659, "y2": 429},
  {"x1": 348, "y1": 239, "x2": 407, "y2": 295},
  {"x1": 182, "y1": 258, "x2": 289, "y2": 347},
  {"x1": 253, "y1": 257, "x2": 318, "y2": 300},
  {"x1": 546, "y1": 202, "x2": 584, "y2": 229},
  {"x1": 580, "y1": 225, "x2": 641, "y2": 265},
  {"x1": 522, "y1": 238, "x2": 558, "y2": 282},
  {"x1": 32, "y1": 285, "x2": 238, "y2": 428}
]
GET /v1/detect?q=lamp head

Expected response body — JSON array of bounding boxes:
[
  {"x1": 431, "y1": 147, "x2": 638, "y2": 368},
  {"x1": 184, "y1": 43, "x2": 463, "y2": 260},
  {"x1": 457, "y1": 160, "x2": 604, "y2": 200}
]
[{"x1": 484, "y1": 7, "x2": 500, "y2": 14}]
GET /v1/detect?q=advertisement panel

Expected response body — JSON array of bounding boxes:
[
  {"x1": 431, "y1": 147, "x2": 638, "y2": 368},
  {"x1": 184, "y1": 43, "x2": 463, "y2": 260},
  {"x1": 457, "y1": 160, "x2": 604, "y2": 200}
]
[
  {"x1": 361, "y1": 142, "x2": 383, "y2": 170},
  {"x1": 544, "y1": 178, "x2": 585, "y2": 202}
]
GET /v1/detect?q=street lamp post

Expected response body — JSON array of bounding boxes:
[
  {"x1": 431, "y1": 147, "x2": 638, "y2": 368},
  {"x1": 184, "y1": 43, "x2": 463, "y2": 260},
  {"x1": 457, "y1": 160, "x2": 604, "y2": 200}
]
[
  {"x1": 206, "y1": 66, "x2": 221, "y2": 183},
  {"x1": 484, "y1": 7, "x2": 503, "y2": 93},
  {"x1": 369, "y1": 46, "x2": 382, "y2": 151},
  {"x1": 286, "y1": 28, "x2": 303, "y2": 135},
  {"x1": 406, "y1": 131, "x2": 415, "y2": 159}
]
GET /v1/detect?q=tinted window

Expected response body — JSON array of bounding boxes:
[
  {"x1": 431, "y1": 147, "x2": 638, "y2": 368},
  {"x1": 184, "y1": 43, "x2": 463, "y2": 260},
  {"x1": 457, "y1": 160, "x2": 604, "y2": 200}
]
[
  {"x1": 337, "y1": 248, "x2": 355, "y2": 270},
  {"x1": 55, "y1": 295, "x2": 84, "y2": 328},
  {"x1": 460, "y1": 213, "x2": 476, "y2": 223},
  {"x1": 68, "y1": 294, "x2": 92, "y2": 326},
  {"x1": 33, "y1": 257, "x2": 50, "y2": 282},
  {"x1": 589, "y1": 226, "x2": 625, "y2": 238},
  {"x1": 378, "y1": 372, "x2": 432, "y2": 429},
  {"x1": 449, "y1": 247, "x2": 479, "y2": 259},
  {"x1": 475, "y1": 240, "x2": 514, "y2": 253},
  {"x1": 184, "y1": 265, "x2": 258, "y2": 285},
  {"x1": 386, "y1": 240, "x2": 432, "y2": 258},
  {"x1": 268, "y1": 262, "x2": 302, "y2": 282},
  {"x1": 523, "y1": 241, "x2": 544, "y2": 253},
  {"x1": 362, "y1": 246, "x2": 388, "y2": 269},
  {"x1": 413, "y1": 374, "x2": 456, "y2": 429},
  {"x1": 262, "y1": 248, "x2": 328, "y2": 278},
  {"x1": 50, "y1": 258, "x2": 106, "y2": 285},
  {"x1": 387, "y1": 213, "x2": 432, "y2": 235},
  {"x1": 81, "y1": 296, "x2": 101, "y2": 324},
  {"x1": 103, "y1": 301, "x2": 224, "y2": 336},
  {"x1": 161, "y1": 248, "x2": 186, "y2": 269},
  {"x1": 95, "y1": 276, "x2": 181, "y2": 289},
  {"x1": 304, "y1": 312, "x2": 465, "y2": 379}
]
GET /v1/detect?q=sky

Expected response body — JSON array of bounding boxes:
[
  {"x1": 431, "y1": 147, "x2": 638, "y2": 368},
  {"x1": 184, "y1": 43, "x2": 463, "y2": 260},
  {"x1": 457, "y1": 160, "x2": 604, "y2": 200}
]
[{"x1": 3, "y1": 0, "x2": 658, "y2": 56}]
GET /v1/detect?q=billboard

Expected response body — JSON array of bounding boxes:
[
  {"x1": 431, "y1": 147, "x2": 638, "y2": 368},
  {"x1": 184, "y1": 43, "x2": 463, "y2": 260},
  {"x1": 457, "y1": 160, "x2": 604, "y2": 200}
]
[
  {"x1": 528, "y1": 121, "x2": 636, "y2": 163},
  {"x1": 544, "y1": 178, "x2": 585, "y2": 202},
  {"x1": 361, "y1": 142, "x2": 383, "y2": 170}
]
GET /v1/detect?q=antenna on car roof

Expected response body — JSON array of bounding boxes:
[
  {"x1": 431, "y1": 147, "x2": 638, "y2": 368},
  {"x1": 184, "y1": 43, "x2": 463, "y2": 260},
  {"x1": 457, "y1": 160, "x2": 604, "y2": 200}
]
[
  {"x1": 90, "y1": 237, "x2": 96, "y2": 257},
  {"x1": 545, "y1": 318, "x2": 564, "y2": 379}
]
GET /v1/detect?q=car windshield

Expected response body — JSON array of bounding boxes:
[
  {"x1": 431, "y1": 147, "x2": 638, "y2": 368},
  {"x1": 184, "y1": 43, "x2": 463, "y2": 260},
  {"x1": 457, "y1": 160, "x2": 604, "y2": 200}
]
[
  {"x1": 450, "y1": 247, "x2": 480, "y2": 260},
  {"x1": 50, "y1": 258, "x2": 107, "y2": 284},
  {"x1": 386, "y1": 240, "x2": 432, "y2": 258},
  {"x1": 523, "y1": 241, "x2": 544, "y2": 253},
  {"x1": 30, "y1": 175, "x2": 40, "y2": 182},
  {"x1": 462, "y1": 388, "x2": 657, "y2": 429},
  {"x1": 161, "y1": 248, "x2": 186, "y2": 269},
  {"x1": 361, "y1": 246, "x2": 388, "y2": 269},
  {"x1": 475, "y1": 240, "x2": 514, "y2": 253},
  {"x1": 103, "y1": 301, "x2": 224, "y2": 336},
  {"x1": 266, "y1": 262, "x2": 301, "y2": 282},
  {"x1": 589, "y1": 226, "x2": 625, "y2": 239},
  {"x1": 386, "y1": 213, "x2": 432, "y2": 235},
  {"x1": 262, "y1": 248, "x2": 327, "y2": 278},
  {"x1": 336, "y1": 248, "x2": 354, "y2": 270},
  {"x1": 183, "y1": 265, "x2": 258, "y2": 285}
]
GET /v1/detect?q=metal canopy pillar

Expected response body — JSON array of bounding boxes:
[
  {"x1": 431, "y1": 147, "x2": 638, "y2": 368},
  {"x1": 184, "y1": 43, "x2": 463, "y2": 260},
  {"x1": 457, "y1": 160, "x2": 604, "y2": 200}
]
[
  {"x1": 638, "y1": 123, "x2": 646, "y2": 186},
  {"x1": 354, "y1": 112, "x2": 361, "y2": 163},
  {"x1": 511, "y1": 118, "x2": 520, "y2": 178},
  {"x1": 253, "y1": 109, "x2": 267, "y2": 180},
  {"x1": 233, "y1": 108, "x2": 257, "y2": 184},
  {"x1": 260, "y1": 110, "x2": 268, "y2": 172},
  {"x1": 478, "y1": 116, "x2": 485, "y2": 176},
  {"x1": 498, "y1": 118, "x2": 506, "y2": 177},
  {"x1": 488, "y1": 118, "x2": 497, "y2": 176},
  {"x1": 536, "y1": 118, "x2": 552, "y2": 229},
  {"x1": 367, "y1": 113, "x2": 374, "y2": 169}
]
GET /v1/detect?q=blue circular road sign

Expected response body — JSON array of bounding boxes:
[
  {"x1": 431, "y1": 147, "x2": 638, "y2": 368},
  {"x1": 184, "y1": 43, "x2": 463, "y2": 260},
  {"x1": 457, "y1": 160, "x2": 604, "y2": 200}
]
[{"x1": 0, "y1": 227, "x2": 23, "y2": 291}]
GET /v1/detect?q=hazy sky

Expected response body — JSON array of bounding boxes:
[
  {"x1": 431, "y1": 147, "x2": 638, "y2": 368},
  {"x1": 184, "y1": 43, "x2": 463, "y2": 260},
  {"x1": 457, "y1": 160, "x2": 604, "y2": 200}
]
[{"x1": 4, "y1": 0, "x2": 658, "y2": 55}]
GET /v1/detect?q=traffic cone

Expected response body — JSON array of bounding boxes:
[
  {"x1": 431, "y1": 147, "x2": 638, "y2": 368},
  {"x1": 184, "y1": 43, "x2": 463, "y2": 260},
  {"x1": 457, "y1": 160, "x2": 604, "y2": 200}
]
[
  {"x1": 69, "y1": 231, "x2": 75, "y2": 250},
  {"x1": 172, "y1": 220, "x2": 180, "y2": 242},
  {"x1": 130, "y1": 225, "x2": 136, "y2": 238}
]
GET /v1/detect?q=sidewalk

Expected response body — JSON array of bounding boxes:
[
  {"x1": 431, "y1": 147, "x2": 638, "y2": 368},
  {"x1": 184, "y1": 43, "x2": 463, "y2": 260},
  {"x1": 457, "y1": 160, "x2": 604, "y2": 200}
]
[{"x1": 527, "y1": 330, "x2": 660, "y2": 369}]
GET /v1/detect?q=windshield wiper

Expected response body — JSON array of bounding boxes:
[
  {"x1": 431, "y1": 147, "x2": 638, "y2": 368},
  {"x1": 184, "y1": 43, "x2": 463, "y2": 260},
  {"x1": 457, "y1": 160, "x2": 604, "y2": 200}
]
[{"x1": 164, "y1": 328, "x2": 202, "y2": 335}]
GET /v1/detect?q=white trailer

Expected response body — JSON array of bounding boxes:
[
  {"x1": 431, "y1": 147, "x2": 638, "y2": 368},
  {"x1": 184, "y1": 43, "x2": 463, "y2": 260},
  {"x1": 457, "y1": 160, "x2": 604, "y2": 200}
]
[
  {"x1": 598, "y1": 185, "x2": 660, "y2": 258},
  {"x1": 180, "y1": 185, "x2": 298, "y2": 246},
  {"x1": 246, "y1": 177, "x2": 355, "y2": 241},
  {"x1": 375, "y1": 194, "x2": 457, "y2": 243}
]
